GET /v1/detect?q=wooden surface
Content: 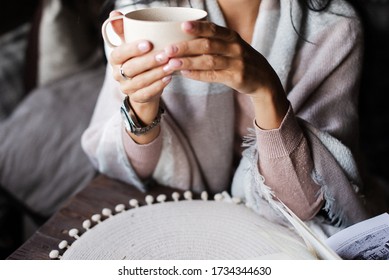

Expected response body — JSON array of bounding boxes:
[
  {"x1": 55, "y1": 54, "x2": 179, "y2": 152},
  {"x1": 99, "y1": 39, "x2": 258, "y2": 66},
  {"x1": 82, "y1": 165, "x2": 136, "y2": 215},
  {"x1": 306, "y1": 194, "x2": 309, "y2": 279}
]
[{"x1": 7, "y1": 174, "x2": 182, "y2": 260}]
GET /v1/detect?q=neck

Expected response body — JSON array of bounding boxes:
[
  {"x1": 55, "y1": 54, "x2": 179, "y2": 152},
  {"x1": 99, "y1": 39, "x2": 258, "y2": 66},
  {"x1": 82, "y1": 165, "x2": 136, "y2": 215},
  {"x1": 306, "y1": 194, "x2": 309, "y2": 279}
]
[{"x1": 217, "y1": 0, "x2": 261, "y2": 43}]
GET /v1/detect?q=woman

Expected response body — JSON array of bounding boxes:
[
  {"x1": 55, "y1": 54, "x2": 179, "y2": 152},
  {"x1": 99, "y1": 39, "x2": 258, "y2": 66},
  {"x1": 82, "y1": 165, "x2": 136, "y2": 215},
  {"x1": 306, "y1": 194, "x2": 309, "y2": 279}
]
[{"x1": 82, "y1": 0, "x2": 376, "y2": 230}]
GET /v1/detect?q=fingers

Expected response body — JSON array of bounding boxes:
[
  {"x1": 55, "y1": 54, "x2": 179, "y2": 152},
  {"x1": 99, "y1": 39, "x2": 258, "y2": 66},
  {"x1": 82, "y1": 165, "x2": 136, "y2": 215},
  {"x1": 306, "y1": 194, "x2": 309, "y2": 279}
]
[
  {"x1": 114, "y1": 50, "x2": 169, "y2": 80},
  {"x1": 182, "y1": 21, "x2": 240, "y2": 43},
  {"x1": 162, "y1": 55, "x2": 231, "y2": 72},
  {"x1": 120, "y1": 64, "x2": 172, "y2": 93},
  {"x1": 109, "y1": 11, "x2": 125, "y2": 41},
  {"x1": 110, "y1": 40, "x2": 152, "y2": 65},
  {"x1": 129, "y1": 75, "x2": 173, "y2": 103},
  {"x1": 163, "y1": 22, "x2": 243, "y2": 58},
  {"x1": 164, "y1": 38, "x2": 242, "y2": 58},
  {"x1": 179, "y1": 56, "x2": 244, "y2": 85}
]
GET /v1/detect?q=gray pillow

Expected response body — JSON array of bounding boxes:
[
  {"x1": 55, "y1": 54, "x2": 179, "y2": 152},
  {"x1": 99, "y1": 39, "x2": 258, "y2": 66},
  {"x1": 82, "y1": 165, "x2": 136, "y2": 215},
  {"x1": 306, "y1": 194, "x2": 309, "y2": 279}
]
[
  {"x1": 0, "y1": 64, "x2": 105, "y2": 217},
  {"x1": 0, "y1": 24, "x2": 31, "y2": 121}
]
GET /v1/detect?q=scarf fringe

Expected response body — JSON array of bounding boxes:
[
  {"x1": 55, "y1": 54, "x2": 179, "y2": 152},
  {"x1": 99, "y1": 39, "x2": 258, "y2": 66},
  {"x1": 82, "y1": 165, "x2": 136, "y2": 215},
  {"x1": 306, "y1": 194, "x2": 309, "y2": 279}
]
[{"x1": 242, "y1": 127, "x2": 354, "y2": 228}]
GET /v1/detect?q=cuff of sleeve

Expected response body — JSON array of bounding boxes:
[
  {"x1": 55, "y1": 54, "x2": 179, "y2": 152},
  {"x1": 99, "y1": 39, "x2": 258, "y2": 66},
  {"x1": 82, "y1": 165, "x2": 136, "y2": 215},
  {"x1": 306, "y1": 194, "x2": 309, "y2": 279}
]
[
  {"x1": 255, "y1": 104, "x2": 304, "y2": 158},
  {"x1": 121, "y1": 125, "x2": 163, "y2": 165}
]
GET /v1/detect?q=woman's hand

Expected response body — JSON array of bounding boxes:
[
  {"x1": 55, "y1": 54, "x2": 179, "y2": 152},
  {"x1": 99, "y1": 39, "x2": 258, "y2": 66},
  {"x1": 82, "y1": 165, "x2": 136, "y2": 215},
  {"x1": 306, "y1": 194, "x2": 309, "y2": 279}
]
[
  {"x1": 162, "y1": 21, "x2": 289, "y2": 129},
  {"x1": 110, "y1": 40, "x2": 174, "y2": 104},
  {"x1": 109, "y1": 11, "x2": 174, "y2": 105},
  {"x1": 107, "y1": 11, "x2": 175, "y2": 143}
]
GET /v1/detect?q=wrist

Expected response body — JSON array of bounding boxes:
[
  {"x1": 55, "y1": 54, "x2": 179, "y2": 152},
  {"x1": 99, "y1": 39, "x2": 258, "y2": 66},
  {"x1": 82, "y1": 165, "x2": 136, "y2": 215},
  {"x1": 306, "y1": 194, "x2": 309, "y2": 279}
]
[
  {"x1": 121, "y1": 97, "x2": 163, "y2": 144},
  {"x1": 250, "y1": 83, "x2": 289, "y2": 130},
  {"x1": 129, "y1": 98, "x2": 161, "y2": 126}
]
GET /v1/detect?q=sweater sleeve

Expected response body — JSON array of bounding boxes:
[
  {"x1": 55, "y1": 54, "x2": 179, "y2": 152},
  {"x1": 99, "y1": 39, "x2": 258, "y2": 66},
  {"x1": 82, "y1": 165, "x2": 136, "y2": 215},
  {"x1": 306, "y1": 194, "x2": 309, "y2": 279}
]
[
  {"x1": 255, "y1": 105, "x2": 323, "y2": 220},
  {"x1": 252, "y1": 16, "x2": 364, "y2": 221},
  {"x1": 81, "y1": 64, "x2": 163, "y2": 188},
  {"x1": 121, "y1": 127, "x2": 162, "y2": 179}
]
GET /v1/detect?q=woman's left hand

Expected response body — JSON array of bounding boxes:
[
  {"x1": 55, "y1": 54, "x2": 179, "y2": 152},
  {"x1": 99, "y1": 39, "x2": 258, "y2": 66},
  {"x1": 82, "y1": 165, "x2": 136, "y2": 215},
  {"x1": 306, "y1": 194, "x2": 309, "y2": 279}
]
[
  {"x1": 163, "y1": 20, "x2": 289, "y2": 129},
  {"x1": 163, "y1": 21, "x2": 283, "y2": 98}
]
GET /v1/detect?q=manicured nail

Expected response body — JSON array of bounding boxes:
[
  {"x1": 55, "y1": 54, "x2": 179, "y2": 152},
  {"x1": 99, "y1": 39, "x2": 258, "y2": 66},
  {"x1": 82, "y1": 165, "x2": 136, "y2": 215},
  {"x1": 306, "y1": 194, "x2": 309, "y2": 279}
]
[
  {"x1": 182, "y1": 21, "x2": 194, "y2": 31},
  {"x1": 163, "y1": 59, "x2": 182, "y2": 72},
  {"x1": 162, "y1": 75, "x2": 172, "y2": 83},
  {"x1": 168, "y1": 59, "x2": 182, "y2": 68},
  {"x1": 155, "y1": 52, "x2": 168, "y2": 63},
  {"x1": 138, "y1": 41, "x2": 151, "y2": 52},
  {"x1": 164, "y1": 45, "x2": 178, "y2": 56}
]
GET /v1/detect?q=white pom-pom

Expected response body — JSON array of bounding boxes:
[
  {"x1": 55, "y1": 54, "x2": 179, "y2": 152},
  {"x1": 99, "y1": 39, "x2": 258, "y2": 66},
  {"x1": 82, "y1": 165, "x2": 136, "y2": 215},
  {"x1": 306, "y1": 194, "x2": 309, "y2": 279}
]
[
  {"x1": 49, "y1": 250, "x2": 60, "y2": 259},
  {"x1": 222, "y1": 191, "x2": 232, "y2": 201},
  {"x1": 129, "y1": 199, "x2": 139, "y2": 208},
  {"x1": 82, "y1": 219, "x2": 92, "y2": 230},
  {"x1": 156, "y1": 194, "x2": 167, "y2": 203},
  {"x1": 102, "y1": 208, "x2": 112, "y2": 217},
  {"x1": 68, "y1": 228, "x2": 80, "y2": 239},
  {"x1": 232, "y1": 197, "x2": 242, "y2": 204},
  {"x1": 172, "y1": 192, "x2": 180, "y2": 202},
  {"x1": 145, "y1": 195, "x2": 154, "y2": 205},
  {"x1": 91, "y1": 214, "x2": 102, "y2": 223},
  {"x1": 115, "y1": 204, "x2": 126, "y2": 213},
  {"x1": 183, "y1": 191, "x2": 193, "y2": 200},
  {"x1": 58, "y1": 240, "x2": 69, "y2": 250},
  {"x1": 201, "y1": 191, "x2": 208, "y2": 201},
  {"x1": 214, "y1": 193, "x2": 223, "y2": 201}
]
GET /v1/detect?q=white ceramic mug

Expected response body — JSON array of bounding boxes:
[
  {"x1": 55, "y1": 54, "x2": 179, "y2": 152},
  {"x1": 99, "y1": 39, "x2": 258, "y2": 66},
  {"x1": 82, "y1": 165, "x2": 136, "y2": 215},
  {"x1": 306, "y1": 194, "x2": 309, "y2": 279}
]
[{"x1": 102, "y1": 7, "x2": 208, "y2": 50}]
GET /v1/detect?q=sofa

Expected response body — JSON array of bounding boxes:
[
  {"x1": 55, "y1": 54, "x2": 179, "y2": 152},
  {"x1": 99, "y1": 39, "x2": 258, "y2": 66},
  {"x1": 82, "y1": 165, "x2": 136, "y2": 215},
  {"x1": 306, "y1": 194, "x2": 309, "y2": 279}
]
[{"x1": 0, "y1": 0, "x2": 110, "y2": 258}]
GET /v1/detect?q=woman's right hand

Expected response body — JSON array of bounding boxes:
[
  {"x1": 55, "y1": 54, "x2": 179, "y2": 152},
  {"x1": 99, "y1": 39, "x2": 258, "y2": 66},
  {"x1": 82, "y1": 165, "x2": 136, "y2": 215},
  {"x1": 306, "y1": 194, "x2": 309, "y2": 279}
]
[{"x1": 107, "y1": 11, "x2": 175, "y2": 143}]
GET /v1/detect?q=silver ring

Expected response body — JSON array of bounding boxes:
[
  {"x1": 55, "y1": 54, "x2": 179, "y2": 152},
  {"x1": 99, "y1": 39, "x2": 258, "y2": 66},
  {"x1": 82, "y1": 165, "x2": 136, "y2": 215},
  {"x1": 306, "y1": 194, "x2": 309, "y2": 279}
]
[{"x1": 120, "y1": 64, "x2": 131, "y2": 80}]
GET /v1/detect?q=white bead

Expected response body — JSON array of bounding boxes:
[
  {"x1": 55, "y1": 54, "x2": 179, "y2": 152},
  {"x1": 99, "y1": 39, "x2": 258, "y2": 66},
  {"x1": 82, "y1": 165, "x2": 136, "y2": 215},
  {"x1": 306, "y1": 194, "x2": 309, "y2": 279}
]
[
  {"x1": 201, "y1": 191, "x2": 208, "y2": 201},
  {"x1": 183, "y1": 191, "x2": 193, "y2": 200},
  {"x1": 115, "y1": 204, "x2": 126, "y2": 213},
  {"x1": 129, "y1": 199, "x2": 139, "y2": 208},
  {"x1": 156, "y1": 194, "x2": 167, "y2": 203},
  {"x1": 145, "y1": 195, "x2": 154, "y2": 205},
  {"x1": 91, "y1": 214, "x2": 102, "y2": 223},
  {"x1": 214, "y1": 193, "x2": 223, "y2": 201},
  {"x1": 58, "y1": 240, "x2": 68, "y2": 250},
  {"x1": 102, "y1": 208, "x2": 112, "y2": 217},
  {"x1": 172, "y1": 192, "x2": 180, "y2": 202},
  {"x1": 82, "y1": 219, "x2": 92, "y2": 230},
  {"x1": 69, "y1": 228, "x2": 80, "y2": 239},
  {"x1": 222, "y1": 191, "x2": 232, "y2": 201},
  {"x1": 49, "y1": 250, "x2": 60, "y2": 259}
]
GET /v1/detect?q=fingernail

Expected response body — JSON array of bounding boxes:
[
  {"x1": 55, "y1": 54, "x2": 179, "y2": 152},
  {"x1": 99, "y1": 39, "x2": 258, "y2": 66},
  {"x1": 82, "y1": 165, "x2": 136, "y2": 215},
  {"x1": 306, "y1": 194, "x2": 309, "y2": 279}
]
[
  {"x1": 164, "y1": 45, "x2": 178, "y2": 56},
  {"x1": 163, "y1": 64, "x2": 171, "y2": 72},
  {"x1": 182, "y1": 21, "x2": 194, "y2": 31},
  {"x1": 138, "y1": 41, "x2": 151, "y2": 52},
  {"x1": 155, "y1": 52, "x2": 168, "y2": 63},
  {"x1": 168, "y1": 59, "x2": 182, "y2": 68},
  {"x1": 162, "y1": 75, "x2": 172, "y2": 83}
]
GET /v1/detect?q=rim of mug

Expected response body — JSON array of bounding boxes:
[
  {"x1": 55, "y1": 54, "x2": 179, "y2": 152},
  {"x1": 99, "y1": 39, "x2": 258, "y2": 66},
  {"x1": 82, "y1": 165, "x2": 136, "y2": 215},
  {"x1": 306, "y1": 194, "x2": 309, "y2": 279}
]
[{"x1": 124, "y1": 7, "x2": 208, "y2": 23}]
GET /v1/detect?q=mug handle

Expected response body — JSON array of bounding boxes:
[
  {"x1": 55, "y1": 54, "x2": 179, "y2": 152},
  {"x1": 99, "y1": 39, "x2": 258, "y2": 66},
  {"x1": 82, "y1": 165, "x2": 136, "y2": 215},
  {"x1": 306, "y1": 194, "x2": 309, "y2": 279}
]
[{"x1": 101, "y1": 15, "x2": 124, "y2": 48}]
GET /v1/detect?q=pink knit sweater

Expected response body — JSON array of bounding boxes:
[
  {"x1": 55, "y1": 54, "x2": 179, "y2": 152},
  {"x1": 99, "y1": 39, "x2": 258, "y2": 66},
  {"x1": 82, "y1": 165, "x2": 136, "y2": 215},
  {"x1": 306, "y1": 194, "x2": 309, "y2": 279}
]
[{"x1": 82, "y1": 0, "x2": 365, "y2": 224}]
